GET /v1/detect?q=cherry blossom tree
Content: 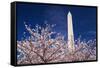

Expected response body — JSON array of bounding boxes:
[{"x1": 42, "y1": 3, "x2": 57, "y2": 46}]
[{"x1": 17, "y1": 22, "x2": 96, "y2": 64}]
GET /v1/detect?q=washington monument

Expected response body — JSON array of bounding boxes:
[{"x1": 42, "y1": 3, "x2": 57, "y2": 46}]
[{"x1": 67, "y1": 11, "x2": 75, "y2": 53}]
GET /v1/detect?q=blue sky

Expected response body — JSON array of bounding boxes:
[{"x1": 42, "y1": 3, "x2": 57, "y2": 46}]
[{"x1": 16, "y1": 3, "x2": 97, "y2": 41}]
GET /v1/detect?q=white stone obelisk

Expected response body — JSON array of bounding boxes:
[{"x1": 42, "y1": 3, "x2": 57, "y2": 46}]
[{"x1": 67, "y1": 11, "x2": 75, "y2": 53}]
